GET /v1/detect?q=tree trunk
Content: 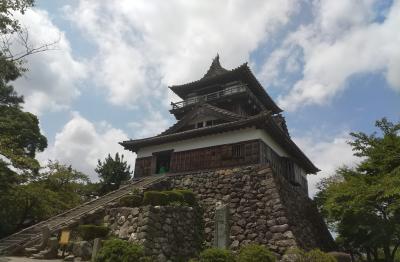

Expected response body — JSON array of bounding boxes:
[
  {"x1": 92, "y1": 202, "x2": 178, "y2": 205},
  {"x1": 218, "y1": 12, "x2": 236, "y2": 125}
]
[
  {"x1": 349, "y1": 251, "x2": 355, "y2": 262},
  {"x1": 383, "y1": 244, "x2": 393, "y2": 262},
  {"x1": 366, "y1": 248, "x2": 372, "y2": 262},
  {"x1": 372, "y1": 247, "x2": 379, "y2": 262}
]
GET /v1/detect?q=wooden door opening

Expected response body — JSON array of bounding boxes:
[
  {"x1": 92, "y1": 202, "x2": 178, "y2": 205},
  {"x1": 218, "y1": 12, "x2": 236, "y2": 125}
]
[{"x1": 153, "y1": 150, "x2": 172, "y2": 174}]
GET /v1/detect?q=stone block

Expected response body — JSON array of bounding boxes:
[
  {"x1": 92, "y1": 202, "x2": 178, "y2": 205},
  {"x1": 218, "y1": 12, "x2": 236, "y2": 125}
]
[{"x1": 72, "y1": 241, "x2": 92, "y2": 260}]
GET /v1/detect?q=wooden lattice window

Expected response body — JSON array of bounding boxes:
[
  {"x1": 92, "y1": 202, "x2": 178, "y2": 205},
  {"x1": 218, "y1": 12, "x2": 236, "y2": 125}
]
[{"x1": 232, "y1": 144, "x2": 243, "y2": 158}]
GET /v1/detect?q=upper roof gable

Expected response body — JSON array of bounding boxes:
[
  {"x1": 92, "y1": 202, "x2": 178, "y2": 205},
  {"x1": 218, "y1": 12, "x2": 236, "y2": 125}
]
[
  {"x1": 168, "y1": 57, "x2": 282, "y2": 114},
  {"x1": 160, "y1": 103, "x2": 245, "y2": 136},
  {"x1": 202, "y1": 54, "x2": 228, "y2": 79}
]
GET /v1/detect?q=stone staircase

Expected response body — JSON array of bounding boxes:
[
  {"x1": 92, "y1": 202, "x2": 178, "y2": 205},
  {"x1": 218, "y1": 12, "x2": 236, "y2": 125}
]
[{"x1": 0, "y1": 175, "x2": 165, "y2": 255}]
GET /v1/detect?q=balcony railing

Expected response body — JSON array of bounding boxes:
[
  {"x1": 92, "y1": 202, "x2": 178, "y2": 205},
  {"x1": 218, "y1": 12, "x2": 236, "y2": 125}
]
[{"x1": 171, "y1": 83, "x2": 247, "y2": 110}]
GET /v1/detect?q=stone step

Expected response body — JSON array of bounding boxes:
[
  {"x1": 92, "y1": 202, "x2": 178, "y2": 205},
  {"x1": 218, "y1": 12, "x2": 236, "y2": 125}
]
[{"x1": 0, "y1": 176, "x2": 163, "y2": 255}]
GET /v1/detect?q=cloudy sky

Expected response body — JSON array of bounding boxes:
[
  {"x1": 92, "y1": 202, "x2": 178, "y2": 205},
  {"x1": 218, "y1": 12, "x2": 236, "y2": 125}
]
[{"x1": 12, "y1": 0, "x2": 400, "y2": 196}]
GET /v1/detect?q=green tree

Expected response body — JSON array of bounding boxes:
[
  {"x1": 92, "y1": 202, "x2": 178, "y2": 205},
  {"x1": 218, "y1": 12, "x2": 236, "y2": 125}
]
[
  {"x1": 0, "y1": 0, "x2": 34, "y2": 34},
  {"x1": 0, "y1": 56, "x2": 23, "y2": 106},
  {"x1": 0, "y1": 0, "x2": 47, "y2": 185},
  {"x1": 0, "y1": 106, "x2": 47, "y2": 170},
  {"x1": 0, "y1": 1, "x2": 84, "y2": 239},
  {"x1": 96, "y1": 153, "x2": 132, "y2": 194},
  {"x1": 0, "y1": 183, "x2": 65, "y2": 237},
  {"x1": 315, "y1": 118, "x2": 400, "y2": 262},
  {"x1": 0, "y1": 162, "x2": 90, "y2": 237},
  {"x1": 41, "y1": 161, "x2": 90, "y2": 206}
]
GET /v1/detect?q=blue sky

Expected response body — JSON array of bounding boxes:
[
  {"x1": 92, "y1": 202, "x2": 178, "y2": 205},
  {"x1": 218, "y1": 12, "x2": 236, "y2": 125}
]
[{"x1": 11, "y1": 0, "x2": 400, "y2": 195}]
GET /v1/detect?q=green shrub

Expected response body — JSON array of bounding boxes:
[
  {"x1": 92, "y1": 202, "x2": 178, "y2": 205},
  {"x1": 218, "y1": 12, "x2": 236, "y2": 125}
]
[
  {"x1": 143, "y1": 190, "x2": 197, "y2": 206},
  {"x1": 118, "y1": 195, "x2": 142, "y2": 207},
  {"x1": 165, "y1": 190, "x2": 185, "y2": 203},
  {"x1": 78, "y1": 225, "x2": 109, "y2": 240},
  {"x1": 327, "y1": 252, "x2": 351, "y2": 262},
  {"x1": 95, "y1": 239, "x2": 150, "y2": 262},
  {"x1": 306, "y1": 250, "x2": 337, "y2": 262},
  {"x1": 176, "y1": 189, "x2": 197, "y2": 206},
  {"x1": 143, "y1": 191, "x2": 168, "y2": 206},
  {"x1": 395, "y1": 250, "x2": 400, "y2": 262},
  {"x1": 285, "y1": 248, "x2": 337, "y2": 262},
  {"x1": 237, "y1": 244, "x2": 276, "y2": 262},
  {"x1": 198, "y1": 248, "x2": 235, "y2": 262},
  {"x1": 131, "y1": 188, "x2": 141, "y2": 195}
]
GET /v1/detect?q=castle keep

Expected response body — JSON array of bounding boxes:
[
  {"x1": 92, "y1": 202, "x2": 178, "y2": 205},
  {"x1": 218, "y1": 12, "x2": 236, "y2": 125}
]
[
  {"x1": 120, "y1": 56, "x2": 335, "y2": 255},
  {"x1": 121, "y1": 55, "x2": 316, "y2": 195},
  {"x1": 0, "y1": 56, "x2": 335, "y2": 260}
]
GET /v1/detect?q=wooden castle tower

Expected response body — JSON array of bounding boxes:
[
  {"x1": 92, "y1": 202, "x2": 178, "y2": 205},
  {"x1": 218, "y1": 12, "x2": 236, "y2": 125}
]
[{"x1": 121, "y1": 55, "x2": 318, "y2": 195}]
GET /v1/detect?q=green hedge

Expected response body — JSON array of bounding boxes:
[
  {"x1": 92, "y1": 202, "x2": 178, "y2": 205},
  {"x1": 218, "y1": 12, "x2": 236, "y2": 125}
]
[
  {"x1": 78, "y1": 225, "x2": 109, "y2": 240},
  {"x1": 118, "y1": 194, "x2": 143, "y2": 207},
  {"x1": 143, "y1": 191, "x2": 169, "y2": 206},
  {"x1": 143, "y1": 190, "x2": 197, "y2": 206},
  {"x1": 198, "y1": 248, "x2": 235, "y2": 262},
  {"x1": 165, "y1": 190, "x2": 185, "y2": 203},
  {"x1": 285, "y1": 248, "x2": 337, "y2": 262},
  {"x1": 95, "y1": 239, "x2": 150, "y2": 262},
  {"x1": 237, "y1": 244, "x2": 276, "y2": 262},
  {"x1": 176, "y1": 189, "x2": 197, "y2": 206}
]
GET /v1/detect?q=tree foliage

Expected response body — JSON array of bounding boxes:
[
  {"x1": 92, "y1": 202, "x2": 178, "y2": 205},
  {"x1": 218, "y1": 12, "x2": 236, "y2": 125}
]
[
  {"x1": 197, "y1": 248, "x2": 235, "y2": 262},
  {"x1": 96, "y1": 153, "x2": 132, "y2": 194},
  {"x1": 0, "y1": 161, "x2": 90, "y2": 237},
  {"x1": 0, "y1": 55, "x2": 23, "y2": 106},
  {"x1": 0, "y1": 106, "x2": 47, "y2": 170},
  {"x1": 0, "y1": 0, "x2": 34, "y2": 34},
  {"x1": 237, "y1": 244, "x2": 276, "y2": 262},
  {"x1": 315, "y1": 118, "x2": 400, "y2": 262},
  {"x1": 94, "y1": 239, "x2": 149, "y2": 262},
  {"x1": 40, "y1": 161, "x2": 90, "y2": 206},
  {"x1": 284, "y1": 248, "x2": 337, "y2": 262},
  {"x1": 0, "y1": 0, "x2": 47, "y2": 187},
  {"x1": 0, "y1": 1, "x2": 92, "y2": 239}
]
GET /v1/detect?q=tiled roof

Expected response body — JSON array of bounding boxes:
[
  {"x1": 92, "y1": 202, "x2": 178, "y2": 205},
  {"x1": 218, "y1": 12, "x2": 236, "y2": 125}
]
[
  {"x1": 120, "y1": 111, "x2": 319, "y2": 173},
  {"x1": 168, "y1": 60, "x2": 282, "y2": 114}
]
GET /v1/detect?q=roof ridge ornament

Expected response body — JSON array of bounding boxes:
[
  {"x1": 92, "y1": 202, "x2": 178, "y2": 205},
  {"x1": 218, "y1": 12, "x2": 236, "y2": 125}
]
[{"x1": 202, "y1": 54, "x2": 228, "y2": 79}]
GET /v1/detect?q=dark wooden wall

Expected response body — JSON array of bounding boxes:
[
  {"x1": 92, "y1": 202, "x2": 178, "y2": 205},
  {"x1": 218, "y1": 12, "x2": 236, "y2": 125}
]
[
  {"x1": 133, "y1": 139, "x2": 308, "y2": 194},
  {"x1": 134, "y1": 140, "x2": 260, "y2": 177},
  {"x1": 260, "y1": 142, "x2": 308, "y2": 194},
  {"x1": 134, "y1": 156, "x2": 153, "y2": 177},
  {"x1": 169, "y1": 140, "x2": 260, "y2": 173}
]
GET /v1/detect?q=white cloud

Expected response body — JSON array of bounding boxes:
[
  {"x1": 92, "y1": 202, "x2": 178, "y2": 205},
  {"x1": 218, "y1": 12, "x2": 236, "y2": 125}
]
[
  {"x1": 128, "y1": 110, "x2": 172, "y2": 139},
  {"x1": 261, "y1": 0, "x2": 400, "y2": 111},
  {"x1": 293, "y1": 133, "x2": 359, "y2": 197},
  {"x1": 11, "y1": 9, "x2": 87, "y2": 115},
  {"x1": 38, "y1": 112, "x2": 136, "y2": 180},
  {"x1": 65, "y1": 0, "x2": 299, "y2": 107}
]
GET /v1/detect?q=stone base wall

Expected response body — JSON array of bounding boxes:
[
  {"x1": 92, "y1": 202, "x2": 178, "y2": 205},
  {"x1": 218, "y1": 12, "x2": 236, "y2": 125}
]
[
  {"x1": 105, "y1": 206, "x2": 202, "y2": 261},
  {"x1": 275, "y1": 171, "x2": 335, "y2": 251},
  {"x1": 148, "y1": 164, "x2": 336, "y2": 256}
]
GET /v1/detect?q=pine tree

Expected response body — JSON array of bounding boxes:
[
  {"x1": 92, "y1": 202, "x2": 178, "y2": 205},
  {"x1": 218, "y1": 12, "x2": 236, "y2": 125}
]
[{"x1": 95, "y1": 153, "x2": 132, "y2": 195}]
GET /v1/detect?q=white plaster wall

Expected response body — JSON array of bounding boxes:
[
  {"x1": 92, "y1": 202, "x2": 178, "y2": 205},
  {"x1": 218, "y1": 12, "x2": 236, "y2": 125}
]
[
  {"x1": 136, "y1": 127, "x2": 290, "y2": 158},
  {"x1": 188, "y1": 116, "x2": 218, "y2": 125}
]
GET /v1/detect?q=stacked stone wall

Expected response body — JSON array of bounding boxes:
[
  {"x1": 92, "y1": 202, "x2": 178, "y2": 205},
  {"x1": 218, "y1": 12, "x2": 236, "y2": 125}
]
[
  {"x1": 152, "y1": 164, "x2": 335, "y2": 256},
  {"x1": 274, "y1": 172, "x2": 336, "y2": 251},
  {"x1": 105, "y1": 205, "x2": 202, "y2": 261}
]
